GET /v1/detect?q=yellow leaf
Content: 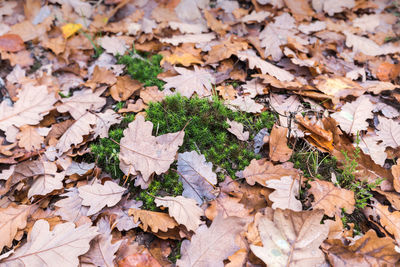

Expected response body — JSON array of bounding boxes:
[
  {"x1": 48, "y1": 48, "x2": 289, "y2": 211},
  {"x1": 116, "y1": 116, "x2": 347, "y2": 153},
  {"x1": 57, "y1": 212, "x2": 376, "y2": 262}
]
[{"x1": 61, "y1": 23, "x2": 82, "y2": 39}]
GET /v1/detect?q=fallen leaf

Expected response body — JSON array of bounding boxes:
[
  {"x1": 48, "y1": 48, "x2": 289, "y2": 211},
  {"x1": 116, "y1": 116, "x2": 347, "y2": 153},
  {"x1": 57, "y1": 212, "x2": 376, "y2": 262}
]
[
  {"x1": 0, "y1": 204, "x2": 31, "y2": 251},
  {"x1": 61, "y1": 23, "x2": 82, "y2": 39},
  {"x1": 93, "y1": 109, "x2": 122, "y2": 138},
  {"x1": 359, "y1": 135, "x2": 387, "y2": 166},
  {"x1": 54, "y1": 188, "x2": 89, "y2": 223},
  {"x1": 309, "y1": 180, "x2": 355, "y2": 217},
  {"x1": 314, "y1": 76, "x2": 365, "y2": 102},
  {"x1": 155, "y1": 195, "x2": 203, "y2": 232},
  {"x1": 16, "y1": 125, "x2": 43, "y2": 151},
  {"x1": 118, "y1": 99, "x2": 147, "y2": 113},
  {"x1": 226, "y1": 119, "x2": 249, "y2": 141},
  {"x1": 376, "y1": 116, "x2": 400, "y2": 148},
  {"x1": 284, "y1": 0, "x2": 314, "y2": 21},
  {"x1": 140, "y1": 86, "x2": 165, "y2": 104},
  {"x1": 0, "y1": 34, "x2": 24, "y2": 52},
  {"x1": 160, "y1": 33, "x2": 216, "y2": 46},
  {"x1": 250, "y1": 209, "x2": 329, "y2": 267},
  {"x1": 99, "y1": 36, "x2": 127, "y2": 56},
  {"x1": 265, "y1": 176, "x2": 302, "y2": 211},
  {"x1": 241, "y1": 10, "x2": 271, "y2": 23},
  {"x1": 313, "y1": 0, "x2": 355, "y2": 16},
  {"x1": 205, "y1": 37, "x2": 248, "y2": 64},
  {"x1": 177, "y1": 151, "x2": 217, "y2": 205},
  {"x1": 129, "y1": 208, "x2": 178, "y2": 233},
  {"x1": 376, "y1": 62, "x2": 400, "y2": 81},
  {"x1": 161, "y1": 66, "x2": 215, "y2": 98},
  {"x1": 393, "y1": 160, "x2": 400, "y2": 193},
  {"x1": 177, "y1": 213, "x2": 246, "y2": 267},
  {"x1": 78, "y1": 180, "x2": 126, "y2": 216},
  {"x1": 226, "y1": 96, "x2": 263, "y2": 113},
  {"x1": 28, "y1": 162, "x2": 65, "y2": 198},
  {"x1": 344, "y1": 31, "x2": 400, "y2": 56},
  {"x1": 119, "y1": 115, "x2": 184, "y2": 182},
  {"x1": 204, "y1": 9, "x2": 230, "y2": 36},
  {"x1": 269, "y1": 124, "x2": 293, "y2": 162},
  {"x1": 110, "y1": 76, "x2": 142, "y2": 101},
  {"x1": 375, "y1": 203, "x2": 400, "y2": 244},
  {"x1": 205, "y1": 194, "x2": 251, "y2": 220},
  {"x1": 0, "y1": 220, "x2": 98, "y2": 267}
]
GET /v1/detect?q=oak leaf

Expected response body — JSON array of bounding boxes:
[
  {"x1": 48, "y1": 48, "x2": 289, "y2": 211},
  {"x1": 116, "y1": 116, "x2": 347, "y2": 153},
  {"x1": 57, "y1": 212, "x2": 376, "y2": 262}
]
[
  {"x1": 265, "y1": 176, "x2": 302, "y2": 211},
  {"x1": 226, "y1": 96, "x2": 263, "y2": 113},
  {"x1": 93, "y1": 109, "x2": 121, "y2": 139},
  {"x1": 55, "y1": 188, "x2": 88, "y2": 223},
  {"x1": 226, "y1": 119, "x2": 249, "y2": 141},
  {"x1": 140, "y1": 86, "x2": 165, "y2": 104},
  {"x1": 344, "y1": 31, "x2": 400, "y2": 56},
  {"x1": 110, "y1": 76, "x2": 142, "y2": 101},
  {"x1": 205, "y1": 37, "x2": 248, "y2": 64},
  {"x1": 28, "y1": 162, "x2": 65, "y2": 198},
  {"x1": 393, "y1": 159, "x2": 400, "y2": 193},
  {"x1": 269, "y1": 124, "x2": 293, "y2": 162},
  {"x1": 155, "y1": 196, "x2": 203, "y2": 232},
  {"x1": 0, "y1": 220, "x2": 98, "y2": 267},
  {"x1": 177, "y1": 214, "x2": 246, "y2": 267},
  {"x1": 78, "y1": 180, "x2": 126, "y2": 216},
  {"x1": 160, "y1": 33, "x2": 216, "y2": 46},
  {"x1": 309, "y1": 180, "x2": 355, "y2": 217},
  {"x1": 375, "y1": 203, "x2": 400, "y2": 244},
  {"x1": 205, "y1": 194, "x2": 251, "y2": 220},
  {"x1": 98, "y1": 36, "x2": 127, "y2": 56},
  {"x1": 0, "y1": 34, "x2": 24, "y2": 52},
  {"x1": 129, "y1": 208, "x2": 178, "y2": 233},
  {"x1": 250, "y1": 209, "x2": 329, "y2": 267},
  {"x1": 376, "y1": 116, "x2": 400, "y2": 148},
  {"x1": 0, "y1": 204, "x2": 31, "y2": 251},
  {"x1": 359, "y1": 135, "x2": 387, "y2": 166},
  {"x1": 331, "y1": 96, "x2": 374, "y2": 135},
  {"x1": 16, "y1": 125, "x2": 43, "y2": 151},
  {"x1": 119, "y1": 115, "x2": 184, "y2": 182},
  {"x1": 162, "y1": 66, "x2": 215, "y2": 98},
  {"x1": 177, "y1": 151, "x2": 217, "y2": 205},
  {"x1": 118, "y1": 99, "x2": 147, "y2": 113}
]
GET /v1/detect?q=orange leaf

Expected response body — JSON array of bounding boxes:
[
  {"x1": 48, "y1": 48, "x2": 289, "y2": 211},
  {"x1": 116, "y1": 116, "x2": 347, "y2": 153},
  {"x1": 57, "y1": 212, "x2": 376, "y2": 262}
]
[{"x1": 0, "y1": 34, "x2": 24, "y2": 52}]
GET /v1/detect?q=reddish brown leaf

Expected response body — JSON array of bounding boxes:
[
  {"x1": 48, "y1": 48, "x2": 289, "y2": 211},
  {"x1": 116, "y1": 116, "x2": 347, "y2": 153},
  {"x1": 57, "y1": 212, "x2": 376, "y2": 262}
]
[{"x1": 0, "y1": 34, "x2": 24, "y2": 52}]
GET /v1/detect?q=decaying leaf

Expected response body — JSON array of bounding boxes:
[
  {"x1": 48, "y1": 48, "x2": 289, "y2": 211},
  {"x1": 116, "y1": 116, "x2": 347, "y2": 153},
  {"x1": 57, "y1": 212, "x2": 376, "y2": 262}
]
[
  {"x1": 250, "y1": 209, "x2": 329, "y2": 267},
  {"x1": 16, "y1": 125, "x2": 44, "y2": 151},
  {"x1": 375, "y1": 203, "x2": 400, "y2": 244},
  {"x1": 265, "y1": 176, "x2": 302, "y2": 211},
  {"x1": 98, "y1": 36, "x2": 127, "y2": 56},
  {"x1": 55, "y1": 188, "x2": 88, "y2": 223},
  {"x1": 92, "y1": 109, "x2": 121, "y2": 139},
  {"x1": 226, "y1": 96, "x2": 263, "y2": 113},
  {"x1": 0, "y1": 220, "x2": 98, "y2": 267},
  {"x1": 110, "y1": 76, "x2": 142, "y2": 101},
  {"x1": 155, "y1": 195, "x2": 203, "y2": 232},
  {"x1": 226, "y1": 119, "x2": 249, "y2": 141},
  {"x1": 119, "y1": 115, "x2": 184, "y2": 182},
  {"x1": 177, "y1": 151, "x2": 217, "y2": 205},
  {"x1": 344, "y1": 31, "x2": 400, "y2": 56},
  {"x1": 177, "y1": 213, "x2": 246, "y2": 267},
  {"x1": 269, "y1": 124, "x2": 293, "y2": 162},
  {"x1": 376, "y1": 116, "x2": 400, "y2": 148},
  {"x1": 129, "y1": 208, "x2": 178, "y2": 233},
  {"x1": 78, "y1": 180, "x2": 126, "y2": 216},
  {"x1": 205, "y1": 194, "x2": 251, "y2": 220},
  {"x1": 0, "y1": 204, "x2": 31, "y2": 251},
  {"x1": 309, "y1": 180, "x2": 355, "y2": 217},
  {"x1": 28, "y1": 162, "x2": 65, "y2": 198},
  {"x1": 0, "y1": 34, "x2": 24, "y2": 52}
]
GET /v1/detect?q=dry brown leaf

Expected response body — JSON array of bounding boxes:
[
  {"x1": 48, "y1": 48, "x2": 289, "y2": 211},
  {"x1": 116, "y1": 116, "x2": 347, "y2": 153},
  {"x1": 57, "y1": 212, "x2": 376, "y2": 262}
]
[
  {"x1": 118, "y1": 99, "x2": 147, "y2": 113},
  {"x1": 161, "y1": 66, "x2": 215, "y2": 98},
  {"x1": 216, "y1": 85, "x2": 236, "y2": 100},
  {"x1": 205, "y1": 37, "x2": 248, "y2": 64},
  {"x1": 226, "y1": 119, "x2": 249, "y2": 141},
  {"x1": 359, "y1": 135, "x2": 387, "y2": 166},
  {"x1": 269, "y1": 124, "x2": 293, "y2": 162},
  {"x1": 0, "y1": 204, "x2": 31, "y2": 251},
  {"x1": 16, "y1": 125, "x2": 43, "y2": 151},
  {"x1": 78, "y1": 180, "x2": 126, "y2": 216},
  {"x1": 154, "y1": 195, "x2": 203, "y2": 232},
  {"x1": 226, "y1": 96, "x2": 263, "y2": 113},
  {"x1": 140, "y1": 86, "x2": 165, "y2": 104},
  {"x1": 250, "y1": 209, "x2": 329, "y2": 267},
  {"x1": 93, "y1": 109, "x2": 122, "y2": 139},
  {"x1": 161, "y1": 46, "x2": 203, "y2": 67},
  {"x1": 314, "y1": 76, "x2": 365, "y2": 102},
  {"x1": 54, "y1": 188, "x2": 88, "y2": 223},
  {"x1": 41, "y1": 36, "x2": 66, "y2": 55},
  {"x1": 0, "y1": 219, "x2": 98, "y2": 267},
  {"x1": 322, "y1": 229, "x2": 400, "y2": 266},
  {"x1": 205, "y1": 194, "x2": 251, "y2": 220},
  {"x1": 160, "y1": 33, "x2": 216, "y2": 46},
  {"x1": 119, "y1": 115, "x2": 184, "y2": 182},
  {"x1": 393, "y1": 160, "x2": 400, "y2": 193},
  {"x1": 85, "y1": 65, "x2": 117, "y2": 88},
  {"x1": 204, "y1": 10, "x2": 230, "y2": 36},
  {"x1": 284, "y1": 0, "x2": 314, "y2": 21},
  {"x1": 344, "y1": 32, "x2": 400, "y2": 56},
  {"x1": 376, "y1": 116, "x2": 400, "y2": 148},
  {"x1": 129, "y1": 208, "x2": 178, "y2": 233},
  {"x1": 28, "y1": 162, "x2": 65, "y2": 198},
  {"x1": 177, "y1": 213, "x2": 246, "y2": 267},
  {"x1": 243, "y1": 158, "x2": 300, "y2": 186},
  {"x1": 0, "y1": 34, "x2": 24, "y2": 52},
  {"x1": 375, "y1": 203, "x2": 400, "y2": 244},
  {"x1": 265, "y1": 176, "x2": 302, "y2": 211},
  {"x1": 309, "y1": 180, "x2": 355, "y2": 217},
  {"x1": 376, "y1": 62, "x2": 400, "y2": 81},
  {"x1": 110, "y1": 76, "x2": 142, "y2": 101},
  {"x1": 99, "y1": 36, "x2": 127, "y2": 56}
]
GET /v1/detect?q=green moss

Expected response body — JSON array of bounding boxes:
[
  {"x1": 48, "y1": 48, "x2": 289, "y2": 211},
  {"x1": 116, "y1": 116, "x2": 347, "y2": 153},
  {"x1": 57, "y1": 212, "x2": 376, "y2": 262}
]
[{"x1": 118, "y1": 52, "x2": 164, "y2": 89}]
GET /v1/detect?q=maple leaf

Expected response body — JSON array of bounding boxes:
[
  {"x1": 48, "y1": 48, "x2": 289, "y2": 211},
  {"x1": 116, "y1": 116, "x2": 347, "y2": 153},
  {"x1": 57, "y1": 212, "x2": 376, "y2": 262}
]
[
  {"x1": 129, "y1": 208, "x2": 178, "y2": 233},
  {"x1": 376, "y1": 116, "x2": 400, "y2": 148},
  {"x1": 78, "y1": 180, "x2": 126, "y2": 216},
  {"x1": 177, "y1": 151, "x2": 217, "y2": 205},
  {"x1": 309, "y1": 180, "x2": 355, "y2": 217},
  {"x1": 56, "y1": 89, "x2": 106, "y2": 120},
  {"x1": 55, "y1": 188, "x2": 88, "y2": 223},
  {"x1": 161, "y1": 66, "x2": 215, "y2": 98},
  {"x1": 331, "y1": 96, "x2": 374, "y2": 135},
  {"x1": 0, "y1": 204, "x2": 32, "y2": 251},
  {"x1": 119, "y1": 115, "x2": 184, "y2": 182},
  {"x1": 265, "y1": 176, "x2": 302, "y2": 211},
  {"x1": 0, "y1": 220, "x2": 98, "y2": 267},
  {"x1": 269, "y1": 125, "x2": 293, "y2": 162},
  {"x1": 28, "y1": 162, "x2": 65, "y2": 198},
  {"x1": 226, "y1": 119, "x2": 249, "y2": 141},
  {"x1": 236, "y1": 50, "x2": 294, "y2": 82},
  {"x1": 0, "y1": 84, "x2": 56, "y2": 134},
  {"x1": 177, "y1": 214, "x2": 246, "y2": 267},
  {"x1": 250, "y1": 209, "x2": 329, "y2": 267},
  {"x1": 322, "y1": 229, "x2": 400, "y2": 266}
]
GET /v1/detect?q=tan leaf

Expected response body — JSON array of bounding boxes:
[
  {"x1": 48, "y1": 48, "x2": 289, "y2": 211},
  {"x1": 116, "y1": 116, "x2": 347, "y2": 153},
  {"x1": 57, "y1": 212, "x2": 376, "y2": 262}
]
[
  {"x1": 331, "y1": 96, "x2": 374, "y2": 135},
  {"x1": 322, "y1": 229, "x2": 400, "y2": 266},
  {"x1": 309, "y1": 180, "x2": 355, "y2": 217},
  {"x1": 140, "y1": 86, "x2": 165, "y2": 104},
  {"x1": 376, "y1": 116, "x2": 400, "y2": 148},
  {"x1": 93, "y1": 109, "x2": 121, "y2": 138},
  {"x1": 0, "y1": 84, "x2": 56, "y2": 134},
  {"x1": 241, "y1": 10, "x2": 271, "y2": 23},
  {"x1": 237, "y1": 50, "x2": 294, "y2": 82},
  {"x1": 161, "y1": 66, "x2": 215, "y2": 98},
  {"x1": 265, "y1": 176, "x2": 302, "y2": 211},
  {"x1": 205, "y1": 194, "x2": 251, "y2": 220},
  {"x1": 56, "y1": 89, "x2": 106, "y2": 120},
  {"x1": 284, "y1": 0, "x2": 314, "y2": 21},
  {"x1": 41, "y1": 36, "x2": 66, "y2": 55},
  {"x1": 110, "y1": 76, "x2": 142, "y2": 101},
  {"x1": 250, "y1": 209, "x2": 329, "y2": 267},
  {"x1": 118, "y1": 99, "x2": 147, "y2": 113},
  {"x1": 216, "y1": 85, "x2": 236, "y2": 100},
  {"x1": 85, "y1": 65, "x2": 117, "y2": 88},
  {"x1": 119, "y1": 115, "x2": 184, "y2": 182},
  {"x1": 0, "y1": 204, "x2": 31, "y2": 251},
  {"x1": 205, "y1": 37, "x2": 248, "y2": 64},
  {"x1": 393, "y1": 159, "x2": 400, "y2": 193},
  {"x1": 160, "y1": 33, "x2": 216, "y2": 46},
  {"x1": 55, "y1": 188, "x2": 88, "y2": 223},
  {"x1": 16, "y1": 125, "x2": 43, "y2": 151},
  {"x1": 155, "y1": 196, "x2": 203, "y2": 232},
  {"x1": 203, "y1": 9, "x2": 230, "y2": 36},
  {"x1": 78, "y1": 180, "x2": 126, "y2": 216},
  {"x1": 226, "y1": 119, "x2": 249, "y2": 141},
  {"x1": 177, "y1": 213, "x2": 246, "y2": 267},
  {"x1": 129, "y1": 208, "x2": 178, "y2": 233},
  {"x1": 226, "y1": 96, "x2": 263, "y2": 113},
  {"x1": 28, "y1": 162, "x2": 65, "y2": 198},
  {"x1": 269, "y1": 124, "x2": 293, "y2": 162},
  {"x1": 344, "y1": 31, "x2": 400, "y2": 56},
  {"x1": 56, "y1": 112, "x2": 96, "y2": 154},
  {"x1": 98, "y1": 36, "x2": 127, "y2": 56},
  {"x1": 177, "y1": 151, "x2": 217, "y2": 205},
  {"x1": 243, "y1": 158, "x2": 300, "y2": 186},
  {"x1": 375, "y1": 203, "x2": 400, "y2": 244},
  {"x1": 0, "y1": 220, "x2": 98, "y2": 267},
  {"x1": 359, "y1": 135, "x2": 387, "y2": 166},
  {"x1": 314, "y1": 76, "x2": 365, "y2": 102}
]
